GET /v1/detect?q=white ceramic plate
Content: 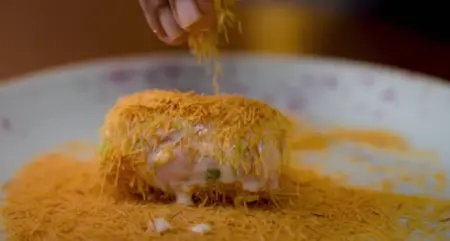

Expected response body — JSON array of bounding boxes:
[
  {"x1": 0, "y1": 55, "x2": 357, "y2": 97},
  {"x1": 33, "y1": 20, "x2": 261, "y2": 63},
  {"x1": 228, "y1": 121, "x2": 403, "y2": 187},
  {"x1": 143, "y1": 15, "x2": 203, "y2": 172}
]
[{"x1": 1, "y1": 53, "x2": 449, "y2": 198}]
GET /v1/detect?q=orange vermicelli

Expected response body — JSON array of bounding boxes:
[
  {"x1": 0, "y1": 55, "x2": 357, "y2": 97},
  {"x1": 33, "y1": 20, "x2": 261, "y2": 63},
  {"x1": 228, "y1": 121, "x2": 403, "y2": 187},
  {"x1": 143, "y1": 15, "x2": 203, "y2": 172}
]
[
  {"x1": 2, "y1": 89, "x2": 450, "y2": 241},
  {"x1": 3, "y1": 0, "x2": 450, "y2": 239},
  {"x1": 188, "y1": 0, "x2": 240, "y2": 93},
  {"x1": 99, "y1": 90, "x2": 293, "y2": 201},
  {"x1": 1, "y1": 151, "x2": 450, "y2": 241}
]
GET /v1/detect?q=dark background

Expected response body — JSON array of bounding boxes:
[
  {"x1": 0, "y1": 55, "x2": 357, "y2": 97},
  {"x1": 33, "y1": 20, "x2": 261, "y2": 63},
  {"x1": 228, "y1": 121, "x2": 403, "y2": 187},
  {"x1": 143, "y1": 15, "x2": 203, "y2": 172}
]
[
  {"x1": 371, "y1": 1, "x2": 449, "y2": 42},
  {"x1": 0, "y1": 0, "x2": 449, "y2": 82}
]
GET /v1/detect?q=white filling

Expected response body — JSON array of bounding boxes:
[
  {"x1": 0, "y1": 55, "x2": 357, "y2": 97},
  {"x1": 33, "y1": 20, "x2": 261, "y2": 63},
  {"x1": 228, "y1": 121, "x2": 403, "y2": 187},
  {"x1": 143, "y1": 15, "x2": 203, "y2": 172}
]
[
  {"x1": 175, "y1": 191, "x2": 194, "y2": 205},
  {"x1": 144, "y1": 123, "x2": 282, "y2": 205},
  {"x1": 242, "y1": 179, "x2": 263, "y2": 192},
  {"x1": 218, "y1": 162, "x2": 237, "y2": 183}
]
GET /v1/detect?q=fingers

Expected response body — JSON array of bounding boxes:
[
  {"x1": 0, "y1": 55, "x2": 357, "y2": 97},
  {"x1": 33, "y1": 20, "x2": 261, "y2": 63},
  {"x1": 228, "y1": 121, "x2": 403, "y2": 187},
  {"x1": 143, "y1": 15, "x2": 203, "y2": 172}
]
[
  {"x1": 140, "y1": 0, "x2": 215, "y2": 45},
  {"x1": 159, "y1": 7, "x2": 186, "y2": 44},
  {"x1": 139, "y1": 0, "x2": 165, "y2": 37},
  {"x1": 174, "y1": 0, "x2": 215, "y2": 32},
  {"x1": 139, "y1": 0, "x2": 185, "y2": 44},
  {"x1": 196, "y1": 0, "x2": 214, "y2": 13}
]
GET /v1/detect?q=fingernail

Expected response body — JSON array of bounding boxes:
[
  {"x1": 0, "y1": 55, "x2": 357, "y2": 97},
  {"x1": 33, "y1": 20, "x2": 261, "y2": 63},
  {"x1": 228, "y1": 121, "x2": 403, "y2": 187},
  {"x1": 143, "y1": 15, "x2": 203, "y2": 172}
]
[
  {"x1": 173, "y1": 0, "x2": 202, "y2": 29},
  {"x1": 159, "y1": 7, "x2": 184, "y2": 42}
]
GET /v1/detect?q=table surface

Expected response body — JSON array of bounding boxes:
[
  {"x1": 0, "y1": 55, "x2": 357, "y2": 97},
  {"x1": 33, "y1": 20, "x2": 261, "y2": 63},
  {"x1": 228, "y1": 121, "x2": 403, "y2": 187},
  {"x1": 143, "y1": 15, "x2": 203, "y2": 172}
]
[{"x1": 1, "y1": 0, "x2": 449, "y2": 82}]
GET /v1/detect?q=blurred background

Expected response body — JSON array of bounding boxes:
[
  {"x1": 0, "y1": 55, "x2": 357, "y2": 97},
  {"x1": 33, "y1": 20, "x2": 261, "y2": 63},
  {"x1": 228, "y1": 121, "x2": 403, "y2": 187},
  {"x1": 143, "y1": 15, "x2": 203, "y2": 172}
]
[{"x1": 0, "y1": 0, "x2": 449, "y2": 81}]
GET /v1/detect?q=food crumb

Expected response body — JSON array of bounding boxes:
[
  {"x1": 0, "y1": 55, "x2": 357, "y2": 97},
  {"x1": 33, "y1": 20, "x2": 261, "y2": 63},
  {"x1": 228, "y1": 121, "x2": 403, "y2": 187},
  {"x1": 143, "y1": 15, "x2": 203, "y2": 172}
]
[
  {"x1": 148, "y1": 218, "x2": 172, "y2": 233},
  {"x1": 191, "y1": 224, "x2": 212, "y2": 234}
]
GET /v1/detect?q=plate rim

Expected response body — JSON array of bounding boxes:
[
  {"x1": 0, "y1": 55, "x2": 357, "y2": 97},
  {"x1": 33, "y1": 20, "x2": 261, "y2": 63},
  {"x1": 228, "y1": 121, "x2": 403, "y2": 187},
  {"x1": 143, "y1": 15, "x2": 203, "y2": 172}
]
[{"x1": 0, "y1": 52, "x2": 448, "y2": 90}]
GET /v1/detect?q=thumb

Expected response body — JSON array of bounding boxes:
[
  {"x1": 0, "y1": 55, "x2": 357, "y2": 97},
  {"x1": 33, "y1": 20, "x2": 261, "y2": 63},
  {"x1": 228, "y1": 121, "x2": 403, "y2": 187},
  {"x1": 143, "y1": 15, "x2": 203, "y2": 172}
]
[{"x1": 169, "y1": 0, "x2": 214, "y2": 30}]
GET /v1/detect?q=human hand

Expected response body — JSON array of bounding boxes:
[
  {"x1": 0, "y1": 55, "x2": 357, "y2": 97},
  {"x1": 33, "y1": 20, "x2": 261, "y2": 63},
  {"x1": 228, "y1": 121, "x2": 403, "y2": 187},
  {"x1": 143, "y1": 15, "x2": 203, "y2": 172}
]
[{"x1": 139, "y1": 0, "x2": 214, "y2": 45}]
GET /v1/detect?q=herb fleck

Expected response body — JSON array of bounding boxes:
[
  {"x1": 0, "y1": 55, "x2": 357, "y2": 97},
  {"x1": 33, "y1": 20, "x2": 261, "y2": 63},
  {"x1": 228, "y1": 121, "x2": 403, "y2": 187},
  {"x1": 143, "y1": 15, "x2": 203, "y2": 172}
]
[{"x1": 206, "y1": 168, "x2": 221, "y2": 181}]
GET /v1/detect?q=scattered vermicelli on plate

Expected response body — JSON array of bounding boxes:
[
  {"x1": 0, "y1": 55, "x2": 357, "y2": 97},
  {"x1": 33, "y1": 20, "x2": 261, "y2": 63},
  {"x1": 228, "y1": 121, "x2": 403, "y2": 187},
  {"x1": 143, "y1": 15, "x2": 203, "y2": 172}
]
[{"x1": 1, "y1": 90, "x2": 450, "y2": 240}]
